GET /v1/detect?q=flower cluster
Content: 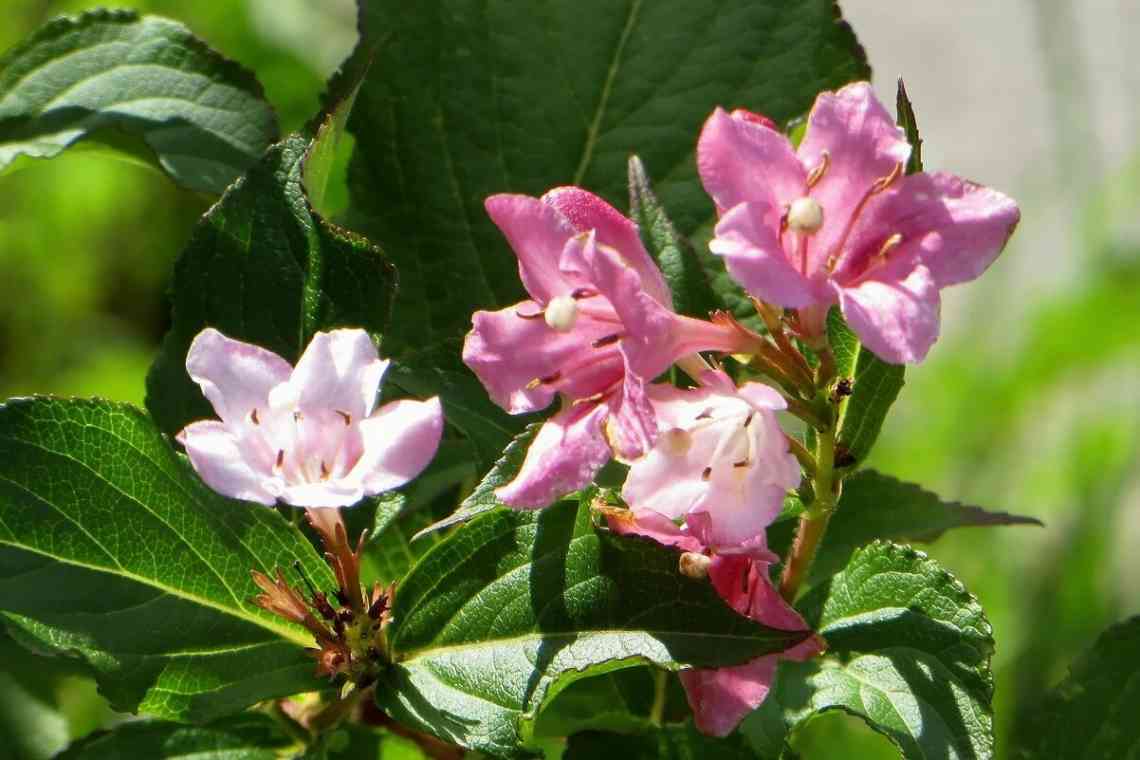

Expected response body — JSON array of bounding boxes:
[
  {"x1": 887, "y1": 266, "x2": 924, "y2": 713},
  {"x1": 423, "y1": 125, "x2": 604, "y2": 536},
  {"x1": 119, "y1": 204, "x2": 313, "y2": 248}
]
[
  {"x1": 175, "y1": 82, "x2": 1017, "y2": 738},
  {"x1": 461, "y1": 81, "x2": 1018, "y2": 733}
]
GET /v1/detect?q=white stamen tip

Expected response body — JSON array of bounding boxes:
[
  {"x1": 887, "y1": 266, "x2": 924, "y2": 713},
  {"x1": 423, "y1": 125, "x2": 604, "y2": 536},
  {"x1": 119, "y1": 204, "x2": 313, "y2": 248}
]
[
  {"x1": 268, "y1": 382, "x2": 301, "y2": 411},
  {"x1": 679, "y1": 552, "x2": 712, "y2": 579},
  {"x1": 544, "y1": 296, "x2": 579, "y2": 333},
  {"x1": 787, "y1": 196, "x2": 824, "y2": 234}
]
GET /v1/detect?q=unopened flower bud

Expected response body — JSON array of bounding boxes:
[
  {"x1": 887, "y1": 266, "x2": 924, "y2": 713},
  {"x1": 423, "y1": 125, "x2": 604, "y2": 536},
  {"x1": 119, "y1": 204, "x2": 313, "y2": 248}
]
[
  {"x1": 787, "y1": 197, "x2": 823, "y2": 234},
  {"x1": 544, "y1": 296, "x2": 578, "y2": 332},
  {"x1": 679, "y1": 551, "x2": 712, "y2": 579}
]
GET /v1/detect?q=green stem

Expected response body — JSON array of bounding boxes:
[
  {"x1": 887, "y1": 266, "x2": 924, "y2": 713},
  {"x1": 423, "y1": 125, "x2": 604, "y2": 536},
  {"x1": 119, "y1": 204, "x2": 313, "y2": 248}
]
[
  {"x1": 779, "y1": 425, "x2": 837, "y2": 602},
  {"x1": 649, "y1": 670, "x2": 668, "y2": 726}
]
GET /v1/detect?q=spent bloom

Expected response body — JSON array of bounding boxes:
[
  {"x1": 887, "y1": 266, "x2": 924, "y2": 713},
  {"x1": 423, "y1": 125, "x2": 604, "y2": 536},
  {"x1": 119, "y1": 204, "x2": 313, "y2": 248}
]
[
  {"x1": 463, "y1": 188, "x2": 758, "y2": 508},
  {"x1": 606, "y1": 508, "x2": 823, "y2": 736},
  {"x1": 622, "y1": 372, "x2": 800, "y2": 551},
  {"x1": 177, "y1": 328, "x2": 443, "y2": 508},
  {"x1": 698, "y1": 81, "x2": 1020, "y2": 363}
]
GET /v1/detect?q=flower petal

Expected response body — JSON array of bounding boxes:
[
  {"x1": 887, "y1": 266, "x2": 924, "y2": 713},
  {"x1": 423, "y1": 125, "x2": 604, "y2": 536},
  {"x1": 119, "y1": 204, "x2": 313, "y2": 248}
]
[
  {"x1": 837, "y1": 172, "x2": 1020, "y2": 288},
  {"x1": 485, "y1": 194, "x2": 578, "y2": 303},
  {"x1": 463, "y1": 302, "x2": 626, "y2": 414},
  {"x1": 542, "y1": 186, "x2": 673, "y2": 307},
  {"x1": 288, "y1": 329, "x2": 388, "y2": 419},
  {"x1": 710, "y1": 203, "x2": 824, "y2": 308},
  {"x1": 605, "y1": 507, "x2": 706, "y2": 554},
  {"x1": 177, "y1": 420, "x2": 277, "y2": 505},
  {"x1": 351, "y1": 397, "x2": 444, "y2": 495},
  {"x1": 697, "y1": 107, "x2": 807, "y2": 212},
  {"x1": 279, "y1": 481, "x2": 365, "y2": 508},
  {"x1": 185, "y1": 328, "x2": 292, "y2": 425},
  {"x1": 607, "y1": 365, "x2": 657, "y2": 461},
  {"x1": 837, "y1": 263, "x2": 941, "y2": 364},
  {"x1": 496, "y1": 401, "x2": 613, "y2": 509},
  {"x1": 680, "y1": 656, "x2": 780, "y2": 737}
]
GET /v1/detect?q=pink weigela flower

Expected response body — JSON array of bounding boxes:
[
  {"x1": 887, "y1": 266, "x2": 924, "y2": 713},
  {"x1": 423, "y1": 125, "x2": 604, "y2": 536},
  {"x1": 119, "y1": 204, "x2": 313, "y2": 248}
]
[
  {"x1": 177, "y1": 328, "x2": 443, "y2": 508},
  {"x1": 698, "y1": 81, "x2": 1020, "y2": 363},
  {"x1": 622, "y1": 372, "x2": 800, "y2": 551},
  {"x1": 607, "y1": 509, "x2": 824, "y2": 737},
  {"x1": 463, "y1": 189, "x2": 752, "y2": 508}
]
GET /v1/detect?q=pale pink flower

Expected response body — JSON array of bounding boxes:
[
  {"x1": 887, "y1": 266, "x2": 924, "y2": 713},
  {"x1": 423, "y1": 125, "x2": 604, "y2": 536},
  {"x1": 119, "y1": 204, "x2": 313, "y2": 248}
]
[
  {"x1": 463, "y1": 189, "x2": 753, "y2": 508},
  {"x1": 622, "y1": 373, "x2": 800, "y2": 551},
  {"x1": 698, "y1": 82, "x2": 1020, "y2": 363},
  {"x1": 607, "y1": 510, "x2": 823, "y2": 736},
  {"x1": 177, "y1": 328, "x2": 443, "y2": 508}
]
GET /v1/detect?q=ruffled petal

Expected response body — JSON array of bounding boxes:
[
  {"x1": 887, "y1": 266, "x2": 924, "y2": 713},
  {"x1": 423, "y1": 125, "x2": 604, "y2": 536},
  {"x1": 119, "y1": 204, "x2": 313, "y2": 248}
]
[
  {"x1": 463, "y1": 302, "x2": 626, "y2": 414},
  {"x1": 542, "y1": 186, "x2": 673, "y2": 308},
  {"x1": 288, "y1": 329, "x2": 387, "y2": 420},
  {"x1": 607, "y1": 364, "x2": 657, "y2": 461},
  {"x1": 496, "y1": 401, "x2": 613, "y2": 509},
  {"x1": 797, "y1": 82, "x2": 910, "y2": 257},
  {"x1": 697, "y1": 107, "x2": 807, "y2": 212},
  {"x1": 680, "y1": 656, "x2": 780, "y2": 737},
  {"x1": 836, "y1": 172, "x2": 1020, "y2": 288},
  {"x1": 177, "y1": 420, "x2": 277, "y2": 505},
  {"x1": 185, "y1": 328, "x2": 292, "y2": 425},
  {"x1": 485, "y1": 194, "x2": 578, "y2": 303},
  {"x1": 710, "y1": 203, "x2": 825, "y2": 308},
  {"x1": 605, "y1": 507, "x2": 706, "y2": 555},
  {"x1": 837, "y1": 263, "x2": 941, "y2": 364},
  {"x1": 350, "y1": 397, "x2": 444, "y2": 495},
  {"x1": 278, "y1": 481, "x2": 365, "y2": 508}
]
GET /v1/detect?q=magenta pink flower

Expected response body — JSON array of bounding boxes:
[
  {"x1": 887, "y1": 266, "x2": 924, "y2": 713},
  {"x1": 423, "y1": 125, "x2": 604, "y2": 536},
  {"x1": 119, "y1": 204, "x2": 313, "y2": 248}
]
[
  {"x1": 607, "y1": 510, "x2": 823, "y2": 736},
  {"x1": 464, "y1": 189, "x2": 754, "y2": 508},
  {"x1": 698, "y1": 82, "x2": 1020, "y2": 363},
  {"x1": 177, "y1": 328, "x2": 443, "y2": 508},
  {"x1": 622, "y1": 373, "x2": 800, "y2": 551}
]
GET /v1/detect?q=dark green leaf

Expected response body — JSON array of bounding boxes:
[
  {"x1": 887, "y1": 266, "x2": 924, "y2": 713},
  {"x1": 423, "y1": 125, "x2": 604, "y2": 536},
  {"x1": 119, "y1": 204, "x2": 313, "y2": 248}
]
[
  {"x1": 0, "y1": 10, "x2": 278, "y2": 194},
  {"x1": 414, "y1": 424, "x2": 540, "y2": 539},
  {"x1": 827, "y1": 308, "x2": 905, "y2": 466},
  {"x1": 565, "y1": 720, "x2": 753, "y2": 759},
  {"x1": 1017, "y1": 616, "x2": 1140, "y2": 759},
  {"x1": 0, "y1": 398, "x2": 333, "y2": 721},
  {"x1": 377, "y1": 499, "x2": 810, "y2": 757},
  {"x1": 895, "y1": 78, "x2": 923, "y2": 175},
  {"x1": 531, "y1": 667, "x2": 687, "y2": 739},
  {"x1": 768, "y1": 469, "x2": 1041, "y2": 585},
  {"x1": 145, "y1": 133, "x2": 397, "y2": 437},
  {"x1": 344, "y1": 0, "x2": 869, "y2": 355},
  {"x1": 56, "y1": 713, "x2": 295, "y2": 759},
  {"x1": 745, "y1": 542, "x2": 995, "y2": 759},
  {"x1": 628, "y1": 155, "x2": 720, "y2": 318}
]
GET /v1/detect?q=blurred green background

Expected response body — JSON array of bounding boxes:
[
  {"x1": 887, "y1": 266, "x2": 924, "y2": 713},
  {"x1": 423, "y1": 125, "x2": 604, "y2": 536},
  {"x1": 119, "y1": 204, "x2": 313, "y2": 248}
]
[{"x1": 1, "y1": 1, "x2": 1136, "y2": 758}]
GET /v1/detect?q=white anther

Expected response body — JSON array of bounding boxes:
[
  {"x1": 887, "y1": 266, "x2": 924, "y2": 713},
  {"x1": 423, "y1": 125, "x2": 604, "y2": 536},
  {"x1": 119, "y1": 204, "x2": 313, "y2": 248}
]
[
  {"x1": 544, "y1": 296, "x2": 579, "y2": 333},
  {"x1": 787, "y1": 196, "x2": 824, "y2": 234},
  {"x1": 268, "y1": 382, "x2": 301, "y2": 411},
  {"x1": 679, "y1": 552, "x2": 712, "y2": 579}
]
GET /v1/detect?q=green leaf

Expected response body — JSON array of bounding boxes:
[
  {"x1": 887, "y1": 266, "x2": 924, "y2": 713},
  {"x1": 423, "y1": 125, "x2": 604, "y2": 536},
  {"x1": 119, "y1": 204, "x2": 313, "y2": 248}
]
[
  {"x1": 1017, "y1": 616, "x2": 1140, "y2": 759},
  {"x1": 56, "y1": 713, "x2": 296, "y2": 759},
  {"x1": 565, "y1": 720, "x2": 752, "y2": 759},
  {"x1": 377, "y1": 499, "x2": 811, "y2": 757},
  {"x1": 827, "y1": 308, "x2": 905, "y2": 466},
  {"x1": 628, "y1": 155, "x2": 721, "y2": 318},
  {"x1": 768, "y1": 469, "x2": 1041, "y2": 586},
  {"x1": 531, "y1": 667, "x2": 688, "y2": 739},
  {"x1": 0, "y1": 10, "x2": 278, "y2": 194},
  {"x1": 384, "y1": 349, "x2": 529, "y2": 472},
  {"x1": 414, "y1": 424, "x2": 540, "y2": 539},
  {"x1": 344, "y1": 0, "x2": 869, "y2": 356},
  {"x1": 895, "y1": 78, "x2": 923, "y2": 175},
  {"x1": 145, "y1": 132, "x2": 397, "y2": 438},
  {"x1": 745, "y1": 542, "x2": 995, "y2": 759},
  {"x1": 0, "y1": 397, "x2": 334, "y2": 721}
]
